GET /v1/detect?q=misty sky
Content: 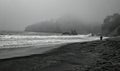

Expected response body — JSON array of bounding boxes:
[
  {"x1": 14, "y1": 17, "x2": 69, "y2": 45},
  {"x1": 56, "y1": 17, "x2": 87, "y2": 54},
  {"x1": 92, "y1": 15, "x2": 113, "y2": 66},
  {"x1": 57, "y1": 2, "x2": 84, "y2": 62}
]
[{"x1": 0, "y1": 0, "x2": 120, "y2": 31}]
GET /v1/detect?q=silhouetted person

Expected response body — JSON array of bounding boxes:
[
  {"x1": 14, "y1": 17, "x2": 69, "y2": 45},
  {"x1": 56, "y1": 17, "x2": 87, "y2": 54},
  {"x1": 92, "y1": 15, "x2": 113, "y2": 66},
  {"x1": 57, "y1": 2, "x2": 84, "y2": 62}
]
[{"x1": 100, "y1": 36, "x2": 103, "y2": 40}]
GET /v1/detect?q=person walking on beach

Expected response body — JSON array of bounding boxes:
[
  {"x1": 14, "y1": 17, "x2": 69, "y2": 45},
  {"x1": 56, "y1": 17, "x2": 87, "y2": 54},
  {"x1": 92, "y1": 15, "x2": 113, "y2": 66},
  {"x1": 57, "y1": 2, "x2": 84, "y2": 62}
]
[{"x1": 100, "y1": 35, "x2": 103, "y2": 40}]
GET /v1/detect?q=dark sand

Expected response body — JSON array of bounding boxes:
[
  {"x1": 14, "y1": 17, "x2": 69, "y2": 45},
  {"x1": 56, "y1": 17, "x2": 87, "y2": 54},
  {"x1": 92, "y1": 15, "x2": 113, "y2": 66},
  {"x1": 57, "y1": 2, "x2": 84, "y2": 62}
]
[{"x1": 0, "y1": 37, "x2": 120, "y2": 71}]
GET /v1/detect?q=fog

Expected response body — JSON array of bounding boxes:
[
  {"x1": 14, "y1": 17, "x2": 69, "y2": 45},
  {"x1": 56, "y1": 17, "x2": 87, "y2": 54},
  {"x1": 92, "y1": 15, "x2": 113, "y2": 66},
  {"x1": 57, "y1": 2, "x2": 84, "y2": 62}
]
[{"x1": 0, "y1": 0, "x2": 120, "y2": 31}]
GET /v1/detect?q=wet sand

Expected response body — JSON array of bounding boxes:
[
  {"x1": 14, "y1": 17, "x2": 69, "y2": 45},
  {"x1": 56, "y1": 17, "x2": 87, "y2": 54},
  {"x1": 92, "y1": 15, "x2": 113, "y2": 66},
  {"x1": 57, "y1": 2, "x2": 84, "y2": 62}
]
[
  {"x1": 0, "y1": 44, "x2": 64, "y2": 59},
  {"x1": 0, "y1": 37, "x2": 120, "y2": 71}
]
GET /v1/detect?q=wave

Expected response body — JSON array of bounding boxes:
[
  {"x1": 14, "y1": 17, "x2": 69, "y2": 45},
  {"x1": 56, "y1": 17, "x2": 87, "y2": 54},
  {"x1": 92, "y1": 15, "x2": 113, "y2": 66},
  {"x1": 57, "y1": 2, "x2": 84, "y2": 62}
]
[{"x1": 0, "y1": 34, "x2": 99, "y2": 48}]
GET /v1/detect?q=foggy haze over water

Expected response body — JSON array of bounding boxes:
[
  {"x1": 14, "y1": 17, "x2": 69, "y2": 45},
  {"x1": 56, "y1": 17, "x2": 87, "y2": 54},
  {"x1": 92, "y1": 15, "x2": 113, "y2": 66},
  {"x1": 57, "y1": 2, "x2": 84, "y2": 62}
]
[{"x1": 0, "y1": 0, "x2": 120, "y2": 31}]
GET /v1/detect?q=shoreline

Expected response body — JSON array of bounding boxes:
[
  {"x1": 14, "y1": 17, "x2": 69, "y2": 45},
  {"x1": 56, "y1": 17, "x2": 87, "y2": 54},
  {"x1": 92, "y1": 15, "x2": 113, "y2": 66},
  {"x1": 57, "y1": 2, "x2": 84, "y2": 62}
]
[
  {"x1": 0, "y1": 36, "x2": 103, "y2": 59},
  {"x1": 0, "y1": 43, "x2": 66, "y2": 59}
]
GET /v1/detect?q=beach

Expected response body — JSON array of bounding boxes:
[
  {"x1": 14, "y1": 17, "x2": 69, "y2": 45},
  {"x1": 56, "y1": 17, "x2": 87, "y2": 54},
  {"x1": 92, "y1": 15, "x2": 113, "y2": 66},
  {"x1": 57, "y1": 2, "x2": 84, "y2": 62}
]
[
  {"x1": 0, "y1": 34, "x2": 101, "y2": 59},
  {"x1": 0, "y1": 37, "x2": 120, "y2": 71}
]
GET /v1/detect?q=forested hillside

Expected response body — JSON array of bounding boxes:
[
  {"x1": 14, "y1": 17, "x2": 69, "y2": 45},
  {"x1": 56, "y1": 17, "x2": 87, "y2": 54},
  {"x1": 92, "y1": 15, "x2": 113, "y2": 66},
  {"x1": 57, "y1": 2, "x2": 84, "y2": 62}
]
[{"x1": 102, "y1": 13, "x2": 120, "y2": 36}]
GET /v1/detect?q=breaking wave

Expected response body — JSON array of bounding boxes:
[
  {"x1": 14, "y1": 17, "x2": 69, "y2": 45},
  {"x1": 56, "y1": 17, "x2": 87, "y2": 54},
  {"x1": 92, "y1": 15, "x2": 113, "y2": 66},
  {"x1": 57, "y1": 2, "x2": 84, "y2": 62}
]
[{"x1": 0, "y1": 33, "x2": 100, "y2": 48}]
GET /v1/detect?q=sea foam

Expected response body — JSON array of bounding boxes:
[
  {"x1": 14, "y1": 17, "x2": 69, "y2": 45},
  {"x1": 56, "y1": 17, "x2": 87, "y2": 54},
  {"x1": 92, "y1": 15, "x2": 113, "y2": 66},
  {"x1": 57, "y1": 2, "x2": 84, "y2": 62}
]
[{"x1": 0, "y1": 34, "x2": 100, "y2": 48}]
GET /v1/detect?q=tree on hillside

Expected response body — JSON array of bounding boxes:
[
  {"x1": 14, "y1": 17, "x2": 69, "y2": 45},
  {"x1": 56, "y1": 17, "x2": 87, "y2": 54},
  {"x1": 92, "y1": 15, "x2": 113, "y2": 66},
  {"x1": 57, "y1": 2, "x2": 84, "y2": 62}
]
[{"x1": 102, "y1": 13, "x2": 120, "y2": 36}]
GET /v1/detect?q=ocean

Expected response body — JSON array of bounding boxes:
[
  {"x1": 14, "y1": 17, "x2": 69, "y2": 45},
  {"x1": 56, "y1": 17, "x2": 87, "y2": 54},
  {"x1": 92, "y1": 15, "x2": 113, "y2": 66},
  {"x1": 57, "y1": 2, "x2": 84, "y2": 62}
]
[{"x1": 0, "y1": 31, "x2": 100, "y2": 49}]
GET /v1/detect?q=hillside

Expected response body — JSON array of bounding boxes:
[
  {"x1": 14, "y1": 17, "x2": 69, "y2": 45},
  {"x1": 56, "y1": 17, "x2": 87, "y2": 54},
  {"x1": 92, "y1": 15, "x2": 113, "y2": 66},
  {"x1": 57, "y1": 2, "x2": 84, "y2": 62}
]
[
  {"x1": 25, "y1": 16, "x2": 101, "y2": 34},
  {"x1": 102, "y1": 13, "x2": 120, "y2": 36}
]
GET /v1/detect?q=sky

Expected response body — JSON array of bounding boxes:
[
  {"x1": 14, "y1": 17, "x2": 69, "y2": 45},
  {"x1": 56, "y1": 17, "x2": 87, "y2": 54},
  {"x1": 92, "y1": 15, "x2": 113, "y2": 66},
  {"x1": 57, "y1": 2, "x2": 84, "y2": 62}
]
[{"x1": 0, "y1": 0, "x2": 120, "y2": 31}]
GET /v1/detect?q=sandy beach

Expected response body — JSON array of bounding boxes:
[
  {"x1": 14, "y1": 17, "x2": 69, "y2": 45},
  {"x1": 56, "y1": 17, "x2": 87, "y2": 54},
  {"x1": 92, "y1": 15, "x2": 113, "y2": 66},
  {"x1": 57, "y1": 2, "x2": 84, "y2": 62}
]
[{"x1": 0, "y1": 37, "x2": 120, "y2": 71}]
